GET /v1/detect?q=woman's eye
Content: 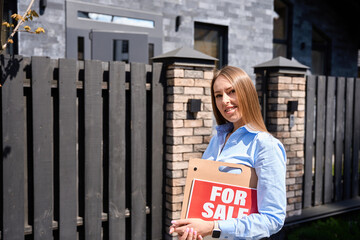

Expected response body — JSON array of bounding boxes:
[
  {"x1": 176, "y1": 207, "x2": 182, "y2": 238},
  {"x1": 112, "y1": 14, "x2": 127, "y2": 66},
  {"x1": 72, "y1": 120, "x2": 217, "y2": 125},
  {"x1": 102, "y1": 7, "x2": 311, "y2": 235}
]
[
  {"x1": 229, "y1": 89, "x2": 235, "y2": 94},
  {"x1": 215, "y1": 94, "x2": 222, "y2": 98}
]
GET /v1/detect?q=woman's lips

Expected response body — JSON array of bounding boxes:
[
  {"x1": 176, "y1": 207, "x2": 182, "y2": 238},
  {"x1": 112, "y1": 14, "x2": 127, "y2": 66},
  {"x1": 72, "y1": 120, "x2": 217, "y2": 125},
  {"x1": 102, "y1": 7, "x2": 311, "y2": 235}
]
[{"x1": 225, "y1": 106, "x2": 236, "y2": 113}]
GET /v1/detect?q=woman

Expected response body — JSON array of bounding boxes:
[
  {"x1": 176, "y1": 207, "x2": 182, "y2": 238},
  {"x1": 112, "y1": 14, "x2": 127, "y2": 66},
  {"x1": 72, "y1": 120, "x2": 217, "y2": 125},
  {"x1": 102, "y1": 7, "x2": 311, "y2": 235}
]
[{"x1": 169, "y1": 66, "x2": 287, "y2": 240}]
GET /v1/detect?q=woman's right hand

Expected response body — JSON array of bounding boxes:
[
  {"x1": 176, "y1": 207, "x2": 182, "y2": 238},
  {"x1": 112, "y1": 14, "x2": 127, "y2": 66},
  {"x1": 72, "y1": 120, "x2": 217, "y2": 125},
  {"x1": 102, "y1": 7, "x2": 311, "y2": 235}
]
[
  {"x1": 176, "y1": 227, "x2": 202, "y2": 240},
  {"x1": 169, "y1": 218, "x2": 213, "y2": 240}
]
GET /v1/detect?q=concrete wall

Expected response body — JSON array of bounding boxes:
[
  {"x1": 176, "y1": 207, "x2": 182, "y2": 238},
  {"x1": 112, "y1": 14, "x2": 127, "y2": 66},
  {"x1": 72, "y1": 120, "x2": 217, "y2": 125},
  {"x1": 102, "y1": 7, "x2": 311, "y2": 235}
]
[{"x1": 18, "y1": 0, "x2": 274, "y2": 79}]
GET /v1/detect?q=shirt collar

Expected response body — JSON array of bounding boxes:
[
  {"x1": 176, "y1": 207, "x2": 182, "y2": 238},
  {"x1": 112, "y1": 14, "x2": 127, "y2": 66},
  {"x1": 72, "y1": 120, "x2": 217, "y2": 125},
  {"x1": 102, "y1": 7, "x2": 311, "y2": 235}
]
[{"x1": 215, "y1": 122, "x2": 260, "y2": 134}]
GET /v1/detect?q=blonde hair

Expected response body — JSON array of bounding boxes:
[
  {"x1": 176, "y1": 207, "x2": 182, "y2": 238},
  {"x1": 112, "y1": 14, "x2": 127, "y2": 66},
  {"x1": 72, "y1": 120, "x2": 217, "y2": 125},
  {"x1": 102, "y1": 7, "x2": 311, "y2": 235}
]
[{"x1": 211, "y1": 66, "x2": 268, "y2": 132}]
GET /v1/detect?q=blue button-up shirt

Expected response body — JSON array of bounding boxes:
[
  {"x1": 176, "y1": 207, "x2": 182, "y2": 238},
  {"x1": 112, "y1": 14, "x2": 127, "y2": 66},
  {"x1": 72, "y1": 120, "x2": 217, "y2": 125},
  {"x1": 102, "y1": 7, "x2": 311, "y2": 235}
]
[{"x1": 202, "y1": 123, "x2": 287, "y2": 239}]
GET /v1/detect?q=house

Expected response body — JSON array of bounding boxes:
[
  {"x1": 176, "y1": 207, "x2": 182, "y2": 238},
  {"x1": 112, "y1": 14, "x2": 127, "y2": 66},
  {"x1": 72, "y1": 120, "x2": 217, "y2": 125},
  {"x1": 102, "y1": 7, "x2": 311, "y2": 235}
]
[
  {"x1": 1, "y1": 0, "x2": 360, "y2": 239},
  {"x1": 2, "y1": 0, "x2": 358, "y2": 77}
]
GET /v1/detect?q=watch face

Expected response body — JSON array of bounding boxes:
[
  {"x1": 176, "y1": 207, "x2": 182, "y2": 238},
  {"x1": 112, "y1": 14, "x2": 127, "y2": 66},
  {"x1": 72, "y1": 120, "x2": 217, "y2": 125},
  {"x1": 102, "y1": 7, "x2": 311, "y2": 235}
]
[{"x1": 212, "y1": 229, "x2": 221, "y2": 238}]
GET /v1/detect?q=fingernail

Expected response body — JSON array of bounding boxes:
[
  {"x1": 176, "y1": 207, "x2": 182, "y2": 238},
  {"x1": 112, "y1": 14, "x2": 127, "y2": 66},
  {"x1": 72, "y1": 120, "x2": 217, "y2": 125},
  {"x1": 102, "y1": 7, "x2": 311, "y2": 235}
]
[
  {"x1": 199, "y1": 235, "x2": 203, "y2": 240},
  {"x1": 190, "y1": 228, "x2": 194, "y2": 233},
  {"x1": 194, "y1": 230, "x2": 197, "y2": 235},
  {"x1": 186, "y1": 227, "x2": 189, "y2": 232},
  {"x1": 171, "y1": 220, "x2": 176, "y2": 224}
]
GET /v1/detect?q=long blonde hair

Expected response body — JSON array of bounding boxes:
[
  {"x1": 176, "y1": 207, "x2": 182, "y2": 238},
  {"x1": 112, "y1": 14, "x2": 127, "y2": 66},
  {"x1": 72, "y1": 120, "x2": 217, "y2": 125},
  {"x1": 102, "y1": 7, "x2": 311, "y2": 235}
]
[{"x1": 211, "y1": 66, "x2": 268, "y2": 132}]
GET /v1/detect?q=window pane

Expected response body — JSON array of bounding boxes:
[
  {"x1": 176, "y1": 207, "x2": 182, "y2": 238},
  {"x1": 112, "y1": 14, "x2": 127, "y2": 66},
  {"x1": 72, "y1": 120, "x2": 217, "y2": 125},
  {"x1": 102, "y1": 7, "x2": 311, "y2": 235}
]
[
  {"x1": 311, "y1": 50, "x2": 325, "y2": 75},
  {"x1": 273, "y1": 0, "x2": 287, "y2": 40},
  {"x1": 113, "y1": 16, "x2": 154, "y2": 28},
  {"x1": 78, "y1": 11, "x2": 155, "y2": 28},
  {"x1": 113, "y1": 40, "x2": 129, "y2": 63},
  {"x1": 311, "y1": 27, "x2": 329, "y2": 75},
  {"x1": 77, "y1": 37, "x2": 84, "y2": 60},
  {"x1": 273, "y1": 43, "x2": 287, "y2": 58},
  {"x1": 194, "y1": 28, "x2": 218, "y2": 58},
  {"x1": 148, "y1": 43, "x2": 154, "y2": 64},
  {"x1": 195, "y1": 22, "x2": 228, "y2": 68}
]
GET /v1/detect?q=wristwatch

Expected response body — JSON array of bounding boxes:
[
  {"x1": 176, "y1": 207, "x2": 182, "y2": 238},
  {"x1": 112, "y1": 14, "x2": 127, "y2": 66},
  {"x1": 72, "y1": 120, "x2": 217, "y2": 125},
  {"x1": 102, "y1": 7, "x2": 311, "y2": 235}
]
[{"x1": 212, "y1": 221, "x2": 221, "y2": 238}]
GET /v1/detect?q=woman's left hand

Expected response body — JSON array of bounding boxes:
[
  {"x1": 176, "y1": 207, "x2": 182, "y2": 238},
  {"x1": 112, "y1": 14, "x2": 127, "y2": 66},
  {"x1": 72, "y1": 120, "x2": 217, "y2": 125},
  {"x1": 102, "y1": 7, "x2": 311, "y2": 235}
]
[{"x1": 169, "y1": 218, "x2": 214, "y2": 239}]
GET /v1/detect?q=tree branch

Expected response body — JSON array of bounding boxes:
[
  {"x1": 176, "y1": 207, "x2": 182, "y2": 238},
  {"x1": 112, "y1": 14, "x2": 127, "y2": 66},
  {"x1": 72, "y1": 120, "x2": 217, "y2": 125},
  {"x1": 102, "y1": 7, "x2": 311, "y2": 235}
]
[{"x1": 1, "y1": 0, "x2": 35, "y2": 52}]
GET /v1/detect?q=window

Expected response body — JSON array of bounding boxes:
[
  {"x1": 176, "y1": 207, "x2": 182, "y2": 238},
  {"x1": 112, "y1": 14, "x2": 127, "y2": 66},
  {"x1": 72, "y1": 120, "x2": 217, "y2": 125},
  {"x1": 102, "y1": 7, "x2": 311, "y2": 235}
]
[
  {"x1": 194, "y1": 22, "x2": 228, "y2": 68},
  {"x1": 77, "y1": 37, "x2": 84, "y2": 60},
  {"x1": 273, "y1": 0, "x2": 291, "y2": 58},
  {"x1": 77, "y1": 11, "x2": 155, "y2": 28},
  {"x1": 311, "y1": 27, "x2": 330, "y2": 75},
  {"x1": 113, "y1": 39, "x2": 129, "y2": 63},
  {"x1": 66, "y1": 1, "x2": 162, "y2": 62},
  {"x1": 148, "y1": 43, "x2": 154, "y2": 64}
]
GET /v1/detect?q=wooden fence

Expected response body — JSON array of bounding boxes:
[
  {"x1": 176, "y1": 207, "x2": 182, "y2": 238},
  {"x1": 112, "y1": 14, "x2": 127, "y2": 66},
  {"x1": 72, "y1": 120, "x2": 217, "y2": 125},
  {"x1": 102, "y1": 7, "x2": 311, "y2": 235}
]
[
  {"x1": 0, "y1": 55, "x2": 165, "y2": 239},
  {"x1": 304, "y1": 75, "x2": 360, "y2": 208}
]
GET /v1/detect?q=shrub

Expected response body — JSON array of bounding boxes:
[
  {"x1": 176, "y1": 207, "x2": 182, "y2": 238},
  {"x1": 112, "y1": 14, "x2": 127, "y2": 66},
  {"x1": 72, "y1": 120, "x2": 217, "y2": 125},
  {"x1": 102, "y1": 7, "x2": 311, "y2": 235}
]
[{"x1": 287, "y1": 212, "x2": 360, "y2": 240}]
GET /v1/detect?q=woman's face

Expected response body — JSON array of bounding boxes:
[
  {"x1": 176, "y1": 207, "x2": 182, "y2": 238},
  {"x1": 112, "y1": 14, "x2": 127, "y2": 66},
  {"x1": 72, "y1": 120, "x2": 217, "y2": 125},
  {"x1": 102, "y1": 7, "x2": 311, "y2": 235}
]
[{"x1": 213, "y1": 75, "x2": 244, "y2": 129}]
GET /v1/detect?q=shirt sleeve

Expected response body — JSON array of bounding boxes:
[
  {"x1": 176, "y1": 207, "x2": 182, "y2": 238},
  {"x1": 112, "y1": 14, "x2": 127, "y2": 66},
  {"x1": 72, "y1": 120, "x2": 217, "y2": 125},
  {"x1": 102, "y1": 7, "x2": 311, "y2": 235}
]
[
  {"x1": 218, "y1": 135, "x2": 287, "y2": 240},
  {"x1": 202, "y1": 134, "x2": 218, "y2": 160}
]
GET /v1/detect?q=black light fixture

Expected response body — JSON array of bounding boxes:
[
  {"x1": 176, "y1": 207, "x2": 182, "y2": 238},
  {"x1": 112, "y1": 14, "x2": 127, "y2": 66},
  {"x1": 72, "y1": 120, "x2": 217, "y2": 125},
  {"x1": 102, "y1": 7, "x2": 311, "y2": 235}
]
[
  {"x1": 300, "y1": 42, "x2": 306, "y2": 50},
  {"x1": 175, "y1": 16, "x2": 182, "y2": 32},
  {"x1": 188, "y1": 99, "x2": 201, "y2": 113},
  {"x1": 40, "y1": 0, "x2": 47, "y2": 8},
  {"x1": 287, "y1": 100, "x2": 298, "y2": 113},
  {"x1": 40, "y1": 0, "x2": 47, "y2": 15}
]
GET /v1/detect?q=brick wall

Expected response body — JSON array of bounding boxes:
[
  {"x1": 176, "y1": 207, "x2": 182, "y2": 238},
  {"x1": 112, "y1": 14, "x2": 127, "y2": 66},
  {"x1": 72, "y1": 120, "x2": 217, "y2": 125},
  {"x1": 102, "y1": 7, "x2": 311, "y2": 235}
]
[
  {"x1": 256, "y1": 72, "x2": 306, "y2": 217},
  {"x1": 164, "y1": 63, "x2": 214, "y2": 239}
]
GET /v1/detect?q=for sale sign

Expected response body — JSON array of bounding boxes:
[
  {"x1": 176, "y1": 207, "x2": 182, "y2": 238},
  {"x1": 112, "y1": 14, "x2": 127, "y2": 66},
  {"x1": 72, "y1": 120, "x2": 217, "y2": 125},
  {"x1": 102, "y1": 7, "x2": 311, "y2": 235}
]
[
  {"x1": 181, "y1": 159, "x2": 258, "y2": 220},
  {"x1": 186, "y1": 179, "x2": 258, "y2": 220}
]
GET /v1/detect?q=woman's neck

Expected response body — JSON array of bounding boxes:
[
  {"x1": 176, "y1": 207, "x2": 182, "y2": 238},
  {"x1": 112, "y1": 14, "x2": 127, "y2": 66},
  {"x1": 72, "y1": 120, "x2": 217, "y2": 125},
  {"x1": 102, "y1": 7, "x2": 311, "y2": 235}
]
[{"x1": 233, "y1": 119, "x2": 245, "y2": 132}]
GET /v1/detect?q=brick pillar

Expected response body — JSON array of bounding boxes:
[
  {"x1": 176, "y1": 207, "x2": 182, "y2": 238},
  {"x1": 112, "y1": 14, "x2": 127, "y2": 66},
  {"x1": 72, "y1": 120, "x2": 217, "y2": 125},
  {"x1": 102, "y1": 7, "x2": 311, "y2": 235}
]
[
  {"x1": 153, "y1": 47, "x2": 216, "y2": 239},
  {"x1": 254, "y1": 57, "x2": 309, "y2": 217}
]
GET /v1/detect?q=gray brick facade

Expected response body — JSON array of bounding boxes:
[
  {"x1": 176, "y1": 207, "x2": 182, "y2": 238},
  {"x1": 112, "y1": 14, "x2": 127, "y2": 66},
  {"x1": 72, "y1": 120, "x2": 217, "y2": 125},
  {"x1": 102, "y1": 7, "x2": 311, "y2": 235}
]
[
  {"x1": 289, "y1": 0, "x2": 358, "y2": 77},
  {"x1": 18, "y1": 0, "x2": 273, "y2": 78},
  {"x1": 17, "y1": 0, "x2": 359, "y2": 77}
]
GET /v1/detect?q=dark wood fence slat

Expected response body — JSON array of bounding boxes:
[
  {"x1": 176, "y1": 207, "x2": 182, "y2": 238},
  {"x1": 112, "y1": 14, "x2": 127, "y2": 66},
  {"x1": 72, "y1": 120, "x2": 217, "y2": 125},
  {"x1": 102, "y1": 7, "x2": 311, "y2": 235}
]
[
  {"x1": 352, "y1": 78, "x2": 360, "y2": 197},
  {"x1": 32, "y1": 56, "x2": 53, "y2": 240},
  {"x1": 1, "y1": 55, "x2": 25, "y2": 239},
  {"x1": 108, "y1": 61, "x2": 126, "y2": 240},
  {"x1": 314, "y1": 76, "x2": 326, "y2": 205},
  {"x1": 335, "y1": 77, "x2": 345, "y2": 201},
  {"x1": 343, "y1": 78, "x2": 354, "y2": 199},
  {"x1": 1, "y1": 57, "x2": 165, "y2": 239},
  {"x1": 131, "y1": 63, "x2": 147, "y2": 239},
  {"x1": 58, "y1": 59, "x2": 77, "y2": 239},
  {"x1": 151, "y1": 62, "x2": 164, "y2": 239},
  {"x1": 324, "y1": 76, "x2": 336, "y2": 204},
  {"x1": 304, "y1": 75, "x2": 316, "y2": 208},
  {"x1": 84, "y1": 60, "x2": 103, "y2": 239}
]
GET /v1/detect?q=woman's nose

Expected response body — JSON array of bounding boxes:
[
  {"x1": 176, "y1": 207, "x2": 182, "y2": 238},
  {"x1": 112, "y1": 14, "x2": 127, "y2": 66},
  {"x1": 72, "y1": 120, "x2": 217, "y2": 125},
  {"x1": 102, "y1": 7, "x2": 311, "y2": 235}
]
[{"x1": 222, "y1": 93, "x2": 230, "y2": 104}]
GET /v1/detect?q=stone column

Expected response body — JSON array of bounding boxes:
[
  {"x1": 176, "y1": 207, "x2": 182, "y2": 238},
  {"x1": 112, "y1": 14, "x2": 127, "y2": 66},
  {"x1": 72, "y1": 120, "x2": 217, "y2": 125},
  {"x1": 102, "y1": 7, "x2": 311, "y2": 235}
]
[
  {"x1": 153, "y1": 47, "x2": 216, "y2": 239},
  {"x1": 254, "y1": 57, "x2": 309, "y2": 217}
]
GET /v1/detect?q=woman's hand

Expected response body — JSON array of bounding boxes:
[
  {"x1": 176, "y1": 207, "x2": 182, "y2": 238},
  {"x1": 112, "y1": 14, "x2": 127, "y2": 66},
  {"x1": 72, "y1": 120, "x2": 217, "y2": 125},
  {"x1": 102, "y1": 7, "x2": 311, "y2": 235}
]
[{"x1": 169, "y1": 218, "x2": 214, "y2": 240}]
